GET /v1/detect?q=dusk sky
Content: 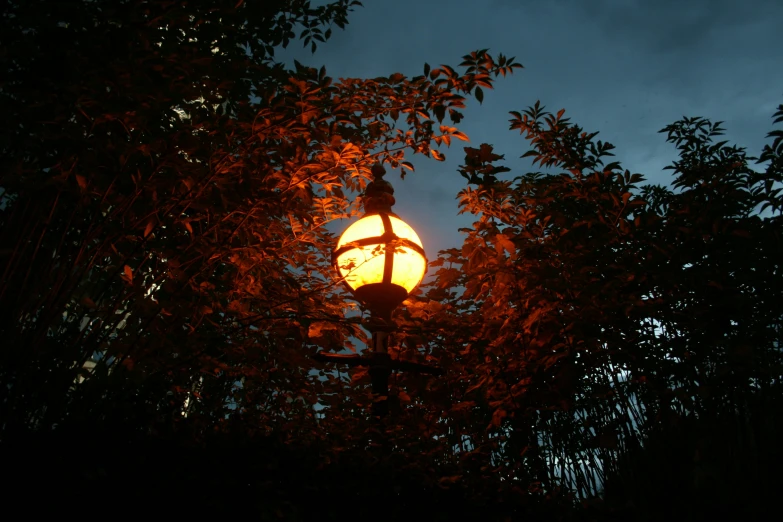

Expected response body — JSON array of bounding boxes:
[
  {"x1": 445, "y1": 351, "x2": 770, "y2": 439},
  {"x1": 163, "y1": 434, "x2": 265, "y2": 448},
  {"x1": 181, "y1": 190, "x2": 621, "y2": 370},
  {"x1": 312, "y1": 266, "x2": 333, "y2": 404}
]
[{"x1": 282, "y1": 0, "x2": 783, "y2": 260}]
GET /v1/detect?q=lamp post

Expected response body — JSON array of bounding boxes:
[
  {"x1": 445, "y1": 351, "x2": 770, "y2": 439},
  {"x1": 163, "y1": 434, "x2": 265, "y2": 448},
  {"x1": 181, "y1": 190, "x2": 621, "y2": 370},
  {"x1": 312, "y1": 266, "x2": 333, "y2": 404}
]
[{"x1": 314, "y1": 164, "x2": 442, "y2": 418}]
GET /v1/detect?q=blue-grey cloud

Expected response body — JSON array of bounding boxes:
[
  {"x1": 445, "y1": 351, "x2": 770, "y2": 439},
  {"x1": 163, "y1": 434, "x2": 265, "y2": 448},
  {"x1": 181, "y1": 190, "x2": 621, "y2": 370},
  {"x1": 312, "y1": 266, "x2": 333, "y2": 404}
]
[{"x1": 280, "y1": 0, "x2": 783, "y2": 258}]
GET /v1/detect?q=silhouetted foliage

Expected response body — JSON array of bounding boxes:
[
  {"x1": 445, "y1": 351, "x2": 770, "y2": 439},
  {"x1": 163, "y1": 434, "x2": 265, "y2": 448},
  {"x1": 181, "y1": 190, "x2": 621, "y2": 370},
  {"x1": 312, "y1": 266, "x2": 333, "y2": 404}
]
[
  {"x1": 394, "y1": 101, "x2": 783, "y2": 514},
  {"x1": 2, "y1": 0, "x2": 782, "y2": 519},
  {"x1": 0, "y1": 0, "x2": 518, "y2": 439}
]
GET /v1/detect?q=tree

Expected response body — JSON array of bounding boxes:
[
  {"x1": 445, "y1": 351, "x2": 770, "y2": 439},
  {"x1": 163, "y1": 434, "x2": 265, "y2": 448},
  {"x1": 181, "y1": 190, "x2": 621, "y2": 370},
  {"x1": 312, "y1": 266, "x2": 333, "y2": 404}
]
[
  {"x1": 3, "y1": 0, "x2": 782, "y2": 517},
  {"x1": 391, "y1": 100, "x2": 783, "y2": 505},
  {"x1": 0, "y1": 0, "x2": 521, "y2": 467}
]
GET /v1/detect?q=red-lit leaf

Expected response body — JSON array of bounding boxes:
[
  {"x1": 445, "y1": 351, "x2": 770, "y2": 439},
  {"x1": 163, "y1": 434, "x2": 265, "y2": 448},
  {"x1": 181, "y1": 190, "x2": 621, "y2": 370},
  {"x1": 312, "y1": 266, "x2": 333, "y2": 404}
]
[{"x1": 122, "y1": 265, "x2": 133, "y2": 285}]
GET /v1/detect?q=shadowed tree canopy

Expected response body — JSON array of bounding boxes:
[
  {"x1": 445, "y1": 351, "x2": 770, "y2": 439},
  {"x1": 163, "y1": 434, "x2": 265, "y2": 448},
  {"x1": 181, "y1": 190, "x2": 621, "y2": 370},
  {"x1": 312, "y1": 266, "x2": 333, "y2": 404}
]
[{"x1": 1, "y1": 1, "x2": 782, "y2": 519}]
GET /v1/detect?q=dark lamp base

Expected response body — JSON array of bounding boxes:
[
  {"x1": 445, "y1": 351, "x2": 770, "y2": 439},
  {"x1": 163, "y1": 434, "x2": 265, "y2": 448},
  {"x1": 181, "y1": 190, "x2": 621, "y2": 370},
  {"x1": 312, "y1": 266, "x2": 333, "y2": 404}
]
[{"x1": 353, "y1": 282, "x2": 407, "y2": 318}]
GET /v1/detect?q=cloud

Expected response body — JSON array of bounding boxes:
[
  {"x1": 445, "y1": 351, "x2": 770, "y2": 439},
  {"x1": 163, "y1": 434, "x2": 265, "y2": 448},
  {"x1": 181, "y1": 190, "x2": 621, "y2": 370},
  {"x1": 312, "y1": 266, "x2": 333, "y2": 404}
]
[{"x1": 281, "y1": 0, "x2": 783, "y2": 252}]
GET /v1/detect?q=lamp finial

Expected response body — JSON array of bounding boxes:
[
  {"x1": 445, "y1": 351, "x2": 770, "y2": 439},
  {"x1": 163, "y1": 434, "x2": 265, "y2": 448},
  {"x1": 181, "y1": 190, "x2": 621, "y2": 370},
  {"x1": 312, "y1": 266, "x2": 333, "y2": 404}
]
[{"x1": 363, "y1": 163, "x2": 395, "y2": 214}]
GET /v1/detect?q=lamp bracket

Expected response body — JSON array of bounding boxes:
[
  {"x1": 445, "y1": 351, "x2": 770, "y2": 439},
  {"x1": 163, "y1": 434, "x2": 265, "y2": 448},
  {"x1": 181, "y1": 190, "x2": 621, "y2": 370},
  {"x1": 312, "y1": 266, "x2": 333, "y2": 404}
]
[{"x1": 313, "y1": 351, "x2": 444, "y2": 376}]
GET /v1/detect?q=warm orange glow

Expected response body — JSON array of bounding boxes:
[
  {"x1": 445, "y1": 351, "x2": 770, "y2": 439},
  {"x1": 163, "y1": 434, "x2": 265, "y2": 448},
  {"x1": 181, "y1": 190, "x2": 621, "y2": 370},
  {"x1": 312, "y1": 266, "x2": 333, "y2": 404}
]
[{"x1": 335, "y1": 214, "x2": 426, "y2": 294}]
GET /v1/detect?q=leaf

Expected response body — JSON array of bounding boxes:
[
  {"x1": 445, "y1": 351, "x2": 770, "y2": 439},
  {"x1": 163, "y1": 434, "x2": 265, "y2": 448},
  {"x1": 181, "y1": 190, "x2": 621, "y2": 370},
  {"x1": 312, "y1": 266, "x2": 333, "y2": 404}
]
[
  {"x1": 351, "y1": 367, "x2": 368, "y2": 384},
  {"x1": 451, "y1": 401, "x2": 475, "y2": 412},
  {"x1": 452, "y1": 130, "x2": 469, "y2": 142},
  {"x1": 227, "y1": 300, "x2": 247, "y2": 314},
  {"x1": 431, "y1": 149, "x2": 445, "y2": 161},
  {"x1": 495, "y1": 233, "x2": 515, "y2": 256},
  {"x1": 474, "y1": 86, "x2": 484, "y2": 104},
  {"x1": 143, "y1": 219, "x2": 155, "y2": 238},
  {"x1": 491, "y1": 408, "x2": 507, "y2": 427},
  {"x1": 75, "y1": 174, "x2": 87, "y2": 191},
  {"x1": 308, "y1": 320, "x2": 338, "y2": 338},
  {"x1": 465, "y1": 376, "x2": 487, "y2": 395},
  {"x1": 122, "y1": 265, "x2": 133, "y2": 285},
  {"x1": 438, "y1": 475, "x2": 462, "y2": 486},
  {"x1": 523, "y1": 307, "x2": 546, "y2": 332}
]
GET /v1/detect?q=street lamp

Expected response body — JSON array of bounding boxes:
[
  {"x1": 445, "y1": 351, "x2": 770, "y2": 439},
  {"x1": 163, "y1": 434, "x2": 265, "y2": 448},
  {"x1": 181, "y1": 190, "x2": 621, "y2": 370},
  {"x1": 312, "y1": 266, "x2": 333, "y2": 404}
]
[
  {"x1": 334, "y1": 192, "x2": 427, "y2": 317},
  {"x1": 315, "y1": 164, "x2": 442, "y2": 418}
]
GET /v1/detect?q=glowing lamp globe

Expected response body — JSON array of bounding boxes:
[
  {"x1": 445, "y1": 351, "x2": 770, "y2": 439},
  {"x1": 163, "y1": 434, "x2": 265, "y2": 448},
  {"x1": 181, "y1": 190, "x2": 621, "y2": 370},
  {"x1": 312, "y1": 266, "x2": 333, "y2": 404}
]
[{"x1": 333, "y1": 212, "x2": 427, "y2": 314}]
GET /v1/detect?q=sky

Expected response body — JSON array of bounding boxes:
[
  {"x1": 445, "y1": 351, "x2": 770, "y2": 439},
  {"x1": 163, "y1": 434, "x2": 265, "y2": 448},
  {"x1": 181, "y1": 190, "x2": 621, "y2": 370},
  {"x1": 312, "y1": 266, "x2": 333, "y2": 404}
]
[{"x1": 281, "y1": 0, "x2": 783, "y2": 260}]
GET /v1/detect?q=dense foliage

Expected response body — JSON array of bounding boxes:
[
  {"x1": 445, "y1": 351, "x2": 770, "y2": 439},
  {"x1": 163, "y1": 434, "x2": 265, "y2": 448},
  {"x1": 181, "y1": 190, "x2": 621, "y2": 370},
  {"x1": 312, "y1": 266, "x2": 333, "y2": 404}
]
[
  {"x1": 2, "y1": 0, "x2": 782, "y2": 518},
  {"x1": 0, "y1": 0, "x2": 517, "y2": 440},
  {"x1": 399, "y1": 104, "x2": 783, "y2": 514}
]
